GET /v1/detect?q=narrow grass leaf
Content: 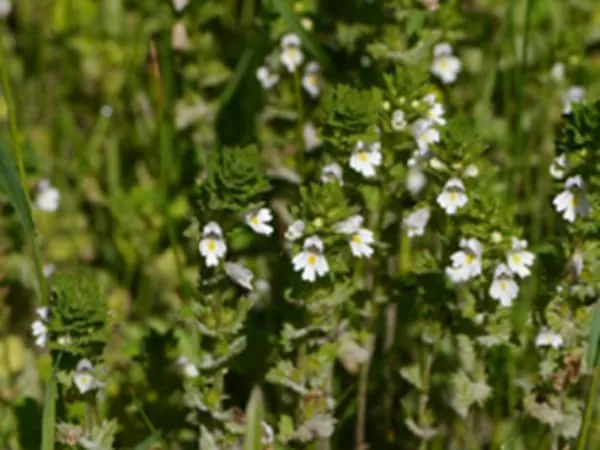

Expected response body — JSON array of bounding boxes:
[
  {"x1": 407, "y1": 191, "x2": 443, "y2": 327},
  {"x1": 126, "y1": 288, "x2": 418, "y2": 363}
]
[
  {"x1": 218, "y1": 48, "x2": 254, "y2": 108},
  {"x1": 40, "y1": 372, "x2": 58, "y2": 450},
  {"x1": 586, "y1": 302, "x2": 600, "y2": 369},
  {"x1": 133, "y1": 433, "x2": 162, "y2": 450},
  {"x1": 0, "y1": 138, "x2": 35, "y2": 234},
  {"x1": 244, "y1": 386, "x2": 264, "y2": 450}
]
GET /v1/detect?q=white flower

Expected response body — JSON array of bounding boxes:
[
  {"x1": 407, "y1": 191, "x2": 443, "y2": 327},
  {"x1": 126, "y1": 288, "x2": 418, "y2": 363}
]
[
  {"x1": 569, "y1": 249, "x2": 584, "y2": 278},
  {"x1": 292, "y1": 236, "x2": 329, "y2": 282},
  {"x1": 262, "y1": 422, "x2": 275, "y2": 445},
  {"x1": 549, "y1": 154, "x2": 567, "y2": 179},
  {"x1": 429, "y1": 157, "x2": 446, "y2": 171},
  {"x1": 411, "y1": 119, "x2": 440, "y2": 151},
  {"x1": 43, "y1": 263, "x2": 56, "y2": 278},
  {"x1": 506, "y1": 237, "x2": 535, "y2": 278},
  {"x1": 199, "y1": 222, "x2": 227, "y2": 267},
  {"x1": 489, "y1": 264, "x2": 519, "y2": 307},
  {"x1": 535, "y1": 328, "x2": 564, "y2": 349},
  {"x1": 446, "y1": 238, "x2": 483, "y2": 283},
  {"x1": 74, "y1": 359, "x2": 99, "y2": 394},
  {"x1": 335, "y1": 215, "x2": 363, "y2": 234},
  {"x1": 563, "y1": 86, "x2": 585, "y2": 114},
  {"x1": 100, "y1": 105, "x2": 113, "y2": 118},
  {"x1": 0, "y1": 0, "x2": 12, "y2": 17},
  {"x1": 349, "y1": 141, "x2": 382, "y2": 178},
  {"x1": 553, "y1": 175, "x2": 590, "y2": 222},
  {"x1": 177, "y1": 356, "x2": 199, "y2": 378},
  {"x1": 171, "y1": 21, "x2": 190, "y2": 50},
  {"x1": 285, "y1": 220, "x2": 305, "y2": 241},
  {"x1": 36, "y1": 307, "x2": 49, "y2": 321},
  {"x1": 551, "y1": 62, "x2": 565, "y2": 83},
  {"x1": 349, "y1": 229, "x2": 375, "y2": 258},
  {"x1": 35, "y1": 180, "x2": 60, "y2": 212},
  {"x1": 256, "y1": 66, "x2": 279, "y2": 90},
  {"x1": 406, "y1": 167, "x2": 427, "y2": 195},
  {"x1": 172, "y1": 0, "x2": 189, "y2": 12},
  {"x1": 335, "y1": 216, "x2": 374, "y2": 258},
  {"x1": 303, "y1": 122, "x2": 322, "y2": 151},
  {"x1": 302, "y1": 62, "x2": 322, "y2": 97},
  {"x1": 423, "y1": 94, "x2": 446, "y2": 126},
  {"x1": 224, "y1": 262, "x2": 254, "y2": 290},
  {"x1": 245, "y1": 208, "x2": 274, "y2": 236},
  {"x1": 431, "y1": 43, "x2": 461, "y2": 84},
  {"x1": 31, "y1": 320, "x2": 47, "y2": 348},
  {"x1": 280, "y1": 33, "x2": 304, "y2": 73},
  {"x1": 437, "y1": 177, "x2": 468, "y2": 215},
  {"x1": 391, "y1": 109, "x2": 407, "y2": 131},
  {"x1": 321, "y1": 163, "x2": 343, "y2": 184},
  {"x1": 403, "y1": 207, "x2": 430, "y2": 238},
  {"x1": 463, "y1": 164, "x2": 479, "y2": 178}
]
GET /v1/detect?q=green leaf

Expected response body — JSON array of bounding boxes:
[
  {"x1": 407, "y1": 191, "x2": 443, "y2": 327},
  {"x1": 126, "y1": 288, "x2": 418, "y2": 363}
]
[
  {"x1": 41, "y1": 369, "x2": 58, "y2": 450},
  {"x1": 244, "y1": 386, "x2": 264, "y2": 450},
  {"x1": 218, "y1": 48, "x2": 254, "y2": 108},
  {"x1": 132, "y1": 433, "x2": 162, "y2": 450},
  {"x1": 0, "y1": 138, "x2": 35, "y2": 234},
  {"x1": 586, "y1": 302, "x2": 600, "y2": 368},
  {"x1": 270, "y1": 0, "x2": 333, "y2": 73}
]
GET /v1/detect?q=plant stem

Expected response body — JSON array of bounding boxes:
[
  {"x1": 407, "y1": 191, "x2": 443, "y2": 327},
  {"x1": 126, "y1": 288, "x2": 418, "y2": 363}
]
[
  {"x1": 0, "y1": 35, "x2": 49, "y2": 306},
  {"x1": 577, "y1": 357, "x2": 600, "y2": 450},
  {"x1": 293, "y1": 70, "x2": 305, "y2": 175}
]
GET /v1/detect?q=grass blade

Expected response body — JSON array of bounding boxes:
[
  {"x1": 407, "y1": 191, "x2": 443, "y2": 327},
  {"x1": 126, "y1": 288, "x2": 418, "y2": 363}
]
[
  {"x1": 270, "y1": 0, "x2": 333, "y2": 73},
  {"x1": 244, "y1": 387, "x2": 264, "y2": 450},
  {"x1": 218, "y1": 48, "x2": 254, "y2": 108},
  {"x1": 40, "y1": 370, "x2": 58, "y2": 450},
  {"x1": 0, "y1": 139, "x2": 35, "y2": 233},
  {"x1": 587, "y1": 302, "x2": 600, "y2": 369}
]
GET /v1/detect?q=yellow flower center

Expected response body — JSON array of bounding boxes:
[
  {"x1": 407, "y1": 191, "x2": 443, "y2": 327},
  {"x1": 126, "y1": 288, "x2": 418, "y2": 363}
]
[
  {"x1": 307, "y1": 254, "x2": 317, "y2": 266},
  {"x1": 570, "y1": 195, "x2": 578, "y2": 207},
  {"x1": 511, "y1": 254, "x2": 521, "y2": 265},
  {"x1": 499, "y1": 280, "x2": 507, "y2": 291},
  {"x1": 358, "y1": 152, "x2": 368, "y2": 162},
  {"x1": 352, "y1": 234, "x2": 362, "y2": 244},
  {"x1": 208, "y1": 240, "x2": 216, "y2": 252},
  {"x1": 465, "y1": 254, "x2": 475, "y2": 265},
  {"x1": 251, "y1": 216, "x2": 260, "y2": 225},
  {"x1": 449, "y1": 192, "x2": 458, "y2": 202}
]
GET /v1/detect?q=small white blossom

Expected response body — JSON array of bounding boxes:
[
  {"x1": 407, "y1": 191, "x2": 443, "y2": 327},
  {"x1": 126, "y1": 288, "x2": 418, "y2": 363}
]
[
  {"x1": 403, "y1": 207, "x2": 430, "y2": 238},
  {"x1": 245, "y1": 208, "x2": 274, "y2": 236},
  {"x1": 262, "y1": 422, "x2": 275, "y2": 445},
  {"x1": 431, "y1": 43, "x2": 461, "y2": 84},
  {"x1": 406, "y1": 167, "x2": 427, "y2": 195},
  {"x1": 43, "y1": 263, "x2": 56, "y2": 278},
  {"x1": 285, "y1": 220, "x2": 305, "y2": 241},
  {"x1": 224, "y1": 262, "x2": 254, "y2": 290},
  {"x1": 569, "y1": 249, "x2": 584, "y2": 278},
  {"x1": 74, "y1": 359, "x2": 99, "y2": 394},
  {"x1": 292, "y1": 236, "x2": 329, "y2": 282},
  {"x1": 35, "y1": 180, "x2": 60, "y2": 212},
  {"x1": 463, "y1": 164, "x2": 479, "y2": 178},
  {"x1": 199, "y1": 222, "x2": 227, "y2": 267},
  {"x1": 506, "y1": 237, "x2": 535, "y2": 278},
  {"x1": 489, "y1": 264, "x2": 519, "y2": 307},
  {"x1": 429, "y1": 157, "x2": 446, "y2": 171},
  {"x1": 423, "y1": 94, "x2": 446, "y2": 126},
  {"x1": 100, "y1": 105, "x2": 113, "y2": 118},
  {"x1": 31, "y1": 320, "x2": 47, "y2": 348},
  {"x1": 172, "y1": 0, "x2": 189, "y2": 12},
  {"x1": 411, "y1": 119, "x2": 440, "y2": 151},
  {"x1": 304, "y1": 122, "x2": 322, "y2": 151},
  {"x1": 336, "y1": 216, "x2": 374, "y2": 258},
  {"x1": 563, "y1": 86, "x2": 585, "y2": 114},
  {"x1": 535, "y1": 328, "x2": 563, "y2": 349},
  {"x1": 36, "y1": 307, "x2": 49, "y2": 321},
  {"x1": 549, "y1": 154, "x2": 567, "y2": 179},
  {"x1": 551, "y1": 62, "x2": 565, "y2": 83},
  {"x1": 321, "y1": 163, "x2": 343, "y2": 184},
  {"x1": 553, "y1": 175, "x2": 590, "y2": 222},
  {"x1": 256, "y1": 66, "x2": 279, "y2": 90},
  {"x1": 171, "y1": 21, "x2": 190, "y2": 50},
  {"x1": 391, "y1": 109, "x2": 407, "y2": 131},
  {"x1": 280, "y1": 33, "x2": 304, "y2": 73},
  {"x1": 446, "y1": 238, "x2": 483, "y2": 283},
  {"x1": 349, "y1": 141, "x2": 382, "y2": 178},
  {"x1": 0, "y1": 0, "x2": 12, "y2": 18},
  {"x1": 302, "y1": 62, "x2": 322, "y2": 97},
  {"x1": 437, "y1": 178, "x2": 468, "y2": 215},
  {"x1": 177, "y1": 356, "x2": 199, "y2": 378}
]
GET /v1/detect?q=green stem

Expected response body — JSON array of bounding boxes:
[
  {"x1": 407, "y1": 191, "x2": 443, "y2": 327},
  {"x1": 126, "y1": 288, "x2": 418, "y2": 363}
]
[
  {"x1": 0, "y1": 34, "x2": 49, "y2": 306},
  {"x1": 577, "y1": 358, "x2": 600, "y2": 450},
  {"x1": 293, "y1": 70, "x2": 305, "y2": 175}
]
